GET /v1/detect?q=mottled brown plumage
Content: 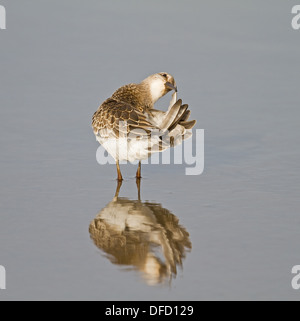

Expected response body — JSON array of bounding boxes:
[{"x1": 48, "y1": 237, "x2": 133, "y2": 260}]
[
  {"x1": 92, "y1": 98, "x2": 155, "y2": 138},
  {"x1": 92, "y1": 72, "x2": 176, "y2": 138},
  {"x1": 92, "y1": 72, "x2": 196, "y2": 180},
  {"x1": 111, "y1": 83, "x2": 151, "y2": 112}
]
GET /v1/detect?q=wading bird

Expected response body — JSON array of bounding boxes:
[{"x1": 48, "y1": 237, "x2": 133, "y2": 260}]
[{"x1": 92, "y1": 72, "x2": 196, "y2": 180}]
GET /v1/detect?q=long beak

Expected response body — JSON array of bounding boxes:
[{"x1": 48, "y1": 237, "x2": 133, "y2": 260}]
[{"x1": 165, "y1": 82, "x2": 177, "y2": 92}]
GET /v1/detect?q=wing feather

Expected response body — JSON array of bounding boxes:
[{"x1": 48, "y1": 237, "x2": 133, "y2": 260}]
[{"x1": 92, "y1": 98, "x2": 157, "y2": 139}]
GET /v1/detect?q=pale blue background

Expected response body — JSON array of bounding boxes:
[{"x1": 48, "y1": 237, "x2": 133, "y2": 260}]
[{"x1": 0, "y1": 0, "x2": 300, "y2": 300}]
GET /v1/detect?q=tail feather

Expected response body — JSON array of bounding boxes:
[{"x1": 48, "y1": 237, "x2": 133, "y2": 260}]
[
  {"x1": 179, "y1": 120, "x2": 196, "y2": 130},
  {"x1": 143, "y1": 98, "x2": 196, "y2": 155},
  {"x1": 159, "y1": 99, "x2": 182, "y2": 131},
  {"x1": 180, "y1": 110, "x2": 191, "y2": 122},
  {"x1": 168, "y1": 104, "x2": 188, "y2": 132}
]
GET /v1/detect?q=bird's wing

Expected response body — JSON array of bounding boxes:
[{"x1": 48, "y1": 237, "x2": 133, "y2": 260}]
[
  {"x1": 92, "y1": 98, "x2": 158, "y2": 139},
  {"x1": 147, "y1": 99, "x2": 196, "y2": 132}
]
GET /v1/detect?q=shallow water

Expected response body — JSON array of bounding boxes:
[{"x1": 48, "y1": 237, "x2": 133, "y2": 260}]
[{"x1": 0, "y1": 0, "x2": 300, "y2": 300}]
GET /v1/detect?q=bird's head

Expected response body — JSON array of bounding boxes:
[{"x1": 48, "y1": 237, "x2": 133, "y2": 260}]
[{"x1": 142, "y1": 72, "x2": 177, "y2": 104}]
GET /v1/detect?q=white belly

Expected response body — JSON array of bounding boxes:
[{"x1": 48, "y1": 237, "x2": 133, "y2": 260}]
[{"x1": 96, "y1": 136, "x2": 157, "y2": 162}]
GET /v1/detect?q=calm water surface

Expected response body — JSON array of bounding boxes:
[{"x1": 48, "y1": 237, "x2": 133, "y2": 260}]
[{"x1": 0, "y1": 0, "x2": 300, "y2": 300}]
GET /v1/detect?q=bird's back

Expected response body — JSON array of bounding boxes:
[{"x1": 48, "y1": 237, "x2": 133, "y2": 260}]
[
  {"x1": 92, "y1": 82, "x2": 155, "y2": 138},
  {"x1": 111, "y1": 83, "x2": 152, "y2": 112}
]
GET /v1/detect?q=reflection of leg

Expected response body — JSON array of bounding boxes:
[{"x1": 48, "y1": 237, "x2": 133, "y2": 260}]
[
  {"x1": 136, "y1": 177, "x2": 141, "y2": 201},
  {"x1": 116, "y1": 160, "x2": 123, "y2": 181},
  {"x1": 114, "y1": 179, "x2": 122, "y2": 198},
  {"x1": 136, "y1": 161, "x2": 142, "y2": 179}
]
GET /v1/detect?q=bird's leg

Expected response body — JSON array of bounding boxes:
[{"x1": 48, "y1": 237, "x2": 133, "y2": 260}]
[
  {"x1": 136, "y1": 161, "x2": 142, "y2": 179},
  {"x1": 116, "y1": 160, "x2": 123, "y2": 181},
  {"x1": 136, "y1": 177, "x2": 141, "y2": 201},
  {"x1": 114, "y1": 179, "x2": 122, "y2": 198}
]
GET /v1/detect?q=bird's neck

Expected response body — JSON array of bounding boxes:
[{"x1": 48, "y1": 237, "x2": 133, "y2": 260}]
[
  {"x1": 138, "y1": 82, "x2": 156, "y2": 109},
  {"x1": 140, "y1": 80, "x2": 164, "y2": 107}
]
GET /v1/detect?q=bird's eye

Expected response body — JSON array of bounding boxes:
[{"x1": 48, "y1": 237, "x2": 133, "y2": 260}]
[{"x1": 161, "y1": 73, "x2": 167, "y2": 78}]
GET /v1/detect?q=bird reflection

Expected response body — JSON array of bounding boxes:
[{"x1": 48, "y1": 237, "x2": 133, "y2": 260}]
[{"x1": 89, "y1": 180, "x2": 192, "y2": 286}]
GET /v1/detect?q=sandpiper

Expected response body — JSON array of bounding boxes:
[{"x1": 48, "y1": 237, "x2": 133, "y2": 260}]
[{"x1": 92, "y1": 72, "x2": 196, "y2": 180}]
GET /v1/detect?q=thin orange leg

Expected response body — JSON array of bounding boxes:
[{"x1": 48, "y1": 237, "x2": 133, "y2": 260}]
[
  {"x1": 114, "y1": 179, "x2": 122, "y2": 198},
  {"x1": 116, "y1": 160, "x2": 123, "y2": 181},
  {"x1": 136, "y1": 177, "x2": 141, "y2": 201},
  {"x1": 136, "y1": 161, "x2": 142, "y2": 179}
]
